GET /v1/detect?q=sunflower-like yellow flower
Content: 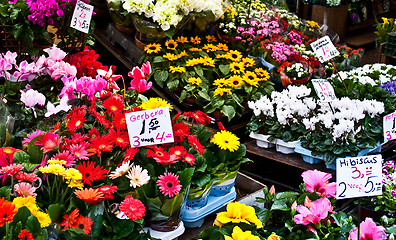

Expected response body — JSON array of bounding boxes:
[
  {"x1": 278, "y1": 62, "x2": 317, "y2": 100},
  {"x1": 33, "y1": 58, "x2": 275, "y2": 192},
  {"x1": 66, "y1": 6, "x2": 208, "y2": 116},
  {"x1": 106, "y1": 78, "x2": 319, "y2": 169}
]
[
  {"x1": 177, "y1": 50, "x2": 188, "y2": 58},
  {"x1": 163, "y1": 53, "x2": 179, "y2": 61},
  {"x1": 13, "y1": 196, "x2": 39, "y2": 213},
  {"x1": 224, "y1": 226, "x2": 260, "y2": 240},
  {"x1": 227, "y1": 75, "x2": 244, "y2": 88},
  {"x1": 254, "y1": 68, "x2": 270, "y2": 81},
  {"x1": 213, "y1": 87, "x2": 232, "y2": 96},
  {"x1": 206, "y1": 35, "x2": 217, "y2": 43},
  {"x1": 176, "y1": 36, "x2": 188, "y2": 43},
  {"x1": 144, "y1": 43, "x2": 162, "y2": 54},
  {"x1": 267, "y1": 233, "x2": 281, "y2": 240},
  {"x1": 185, "y1": 58, "x2": 202, "y2": 67},
  {"x1": 188, "y1": 77, "x2": 202, "y2": 85},
  {"x1": 242, "y1": 57, "x2": 256, "y2": 68},
  {"x1": 165, "y1": 39, "x2": 178, "y2": 50},
  {"x1": 229, "y1": 62, "x2": 245, "y2": 74},
  {"x1": 216, "y1": 43, "x2": 229, "y2": 51},
  {"x1": 32, "y1": 211, "x2": 51, "y2": 228},
  {"x1": 211, "y1": 130, "x2": 241, "y2": 152},
  {"x1": 226, "y1": 50, "x2": 243, "y2": 62},
  {"x1": 169, "y1": 66, "x2": 186, "y2": 73},
  {"x1": 213, "y1": 78, "x2": 228, "y2": 87},
  {"x1": 65, "y1": 168, "x2": 82, "y2": 181},
  {"x1": 189, "y1": 47, "x2": 202, "y2": 52},
  {"x1": 47, "y1": 159, "x2": 67, "y2": 165},
  {"x1": 201, "y1": 56, "x2": 215, "y2": 67},
  {"x1": 243, "y1": 71, "x2": 259, "y2": 87},
  {"x1": 382, "y1": 17, "x2": 390, "y2": 27},
  {"x1": 214, "y1": 202, "x2": 262, "y2": 228},
  {"x1": 190, "y1": 36, "x2": 201, "y2": 44},
  {"x1": 203, "y1": 44, "x2": 218, "y2": 52},
  {"x1": 140, "y1": 97, "x2": 173, "y2": 111}
]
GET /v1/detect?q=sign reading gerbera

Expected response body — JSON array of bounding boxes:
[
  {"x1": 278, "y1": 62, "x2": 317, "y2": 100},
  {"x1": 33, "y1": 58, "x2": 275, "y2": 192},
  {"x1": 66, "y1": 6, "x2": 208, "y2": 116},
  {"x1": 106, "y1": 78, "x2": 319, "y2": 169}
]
[
  {"x1": 125, "y1": 107, "x2": 174, "y2": 147},
  {"x1": 310, "y1": 35, "x2": 340, "y2": 63}
]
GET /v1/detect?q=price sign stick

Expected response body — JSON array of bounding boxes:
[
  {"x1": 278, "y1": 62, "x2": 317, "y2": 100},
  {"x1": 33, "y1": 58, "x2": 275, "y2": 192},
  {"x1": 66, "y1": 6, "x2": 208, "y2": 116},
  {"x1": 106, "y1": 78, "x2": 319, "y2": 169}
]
[
  {"x1": 330, "y1": 60, "x2": 347, "y2": 91},
  {"x1": 357, "y1": 198, "x2": 361, "y2": 240},
  {"x1": 328, "y1": 102, "x2": 335, "y2": 114}
]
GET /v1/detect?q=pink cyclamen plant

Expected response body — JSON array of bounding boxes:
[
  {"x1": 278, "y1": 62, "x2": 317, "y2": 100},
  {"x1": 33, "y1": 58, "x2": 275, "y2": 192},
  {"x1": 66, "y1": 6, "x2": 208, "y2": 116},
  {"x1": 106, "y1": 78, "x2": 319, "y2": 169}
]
[{"x1": 128, "y1": 61, "x2": 152, "y2": 93}]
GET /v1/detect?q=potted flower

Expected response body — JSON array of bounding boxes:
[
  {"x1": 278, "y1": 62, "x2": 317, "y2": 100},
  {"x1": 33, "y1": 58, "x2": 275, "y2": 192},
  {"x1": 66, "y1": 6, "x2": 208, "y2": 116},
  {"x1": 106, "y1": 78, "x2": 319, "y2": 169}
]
[
  {"x1": 278, "y1": 60, "x2": 312, "y2": 87},
  {"x1": 106, "y1": 0, "x2": 135, "y2": 35}
]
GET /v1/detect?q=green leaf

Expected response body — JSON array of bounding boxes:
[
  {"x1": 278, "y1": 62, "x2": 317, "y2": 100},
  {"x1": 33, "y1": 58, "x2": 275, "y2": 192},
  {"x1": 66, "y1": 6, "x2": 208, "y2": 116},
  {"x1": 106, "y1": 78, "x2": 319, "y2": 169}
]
[
  {"x1": 153, "y1": 56, "x2": 165, "y2": 63},
  {"x1": 198, "y1": 91, "x2": 211, "y2": 101},
  {"x1": 13, "y1": 206, "x2": 31, "y2": 225},
  {"x1": 192, "y1": 174, "x2": 211, "y2": 187},
  {"x1": 20, "y1": 27, "x2": 35, "y2": 47},
  {"x1": 177, "y1": 167, "x2": 194, "y2": 187},
  {"x1": 27, "y1": 136, "x2": 44, "y2": 164},
  {"x1": 10, "y1": 23, "x2": 23, "y2": 38},
  {"x1": 112, "y1": 218, "x2": 135, "y2": 237},
  {"x1": 166, "y1": 80, "x2": 179, "y2": 91},
  {"x1": 0, "y1": 186, "x2": 11, "y2": 200},
  {"x1": 161, "y1": 193, "x2": 185, "y2": 217},
  {"x1": 13, "y1": 151, "x2": 30, "y2": 164},
  {"x1": 154, "y1": 70, "x2": 169, "y2": 88},
  {"x1": 27, "y1": 215, "x2": 41, "y2": 235},
  {"x1": 275, "y1": 191, "x2": 299, "y2": 200},
  {"x1": 48, "y1": 204, "x2": 64, "y2": 223},
  {"x1": 194, "y1": 66, "x2": 204, "y2": 78},
  {"x1": 333, "y1": 145, "x2": 344, "y2": 155},
  {"x1": 222, "y1": 105, "x2": 236, "y2": 121},
  {"x1": 270, "y1": 200, "x2": 289, "y2": 211},
  {"x1": 219, "y1": 64, "x2": 230, "y2": 75}
]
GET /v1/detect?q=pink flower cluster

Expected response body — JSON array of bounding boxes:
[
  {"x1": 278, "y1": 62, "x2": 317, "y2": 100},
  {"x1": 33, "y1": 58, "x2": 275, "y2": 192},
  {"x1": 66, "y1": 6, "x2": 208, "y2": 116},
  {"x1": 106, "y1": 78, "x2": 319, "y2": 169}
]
[
  {"x1": 26, "y1": 0, "x2": 68, "y2": 27},
  {"x1": 266, "y1": 42, "x2": 296, "y2": 63},
  {"x1": 287, "y1": 30, "x2": 303, "y2": 45},
  {"x1": 128, "y1": 61, "x2": 152, "y2": 93}
]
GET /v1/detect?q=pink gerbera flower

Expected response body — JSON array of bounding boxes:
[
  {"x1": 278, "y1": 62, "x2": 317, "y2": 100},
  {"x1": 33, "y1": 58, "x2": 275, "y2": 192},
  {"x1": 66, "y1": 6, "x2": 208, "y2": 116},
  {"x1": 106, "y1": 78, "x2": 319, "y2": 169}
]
[
  {"x1": 119, "y1": 195, "x2": 146, "y2": 221},
  {"x1": 33, "y1": 132, "x2": 62, "y2": 153},
  {"x1": 68, "y1": 144, "x2": 89, "y2": 160},
  {"x1": 0, "y1": 164, "x2": 23, "y2": 176},
  {"x1": 157, "y1": 172, "x2": 182, "y2": 197},
  {"x1": 301, "y1": 170, "x2": 336, "y2": 198},
  {"x1": 22, "y1": 130, "x2": 44, "y2": 145},
  {"x1": 183, "y1": 153, "x2": 196, "y2": 166},
  {"x1": 348, "y1": 217, "x2": 387, "y2": 240},
  {"x1": 14, "y1": 182, "x2": 37, "y2": 197},
  {"x1": 51, "y1": 151, "x2": 76, "y2": 167}
]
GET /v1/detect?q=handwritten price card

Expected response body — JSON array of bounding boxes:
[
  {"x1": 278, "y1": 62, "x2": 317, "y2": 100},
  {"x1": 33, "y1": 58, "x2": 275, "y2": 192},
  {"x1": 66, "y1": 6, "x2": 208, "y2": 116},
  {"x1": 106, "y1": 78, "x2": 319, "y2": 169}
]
[
  {"x1": 310, "y1": 35, "x2": 340, "y2": 63},
  {"x1": 125, "y1": 107, "x2": 174, "y2": 148},
  {"x1": 336, "y1": 155, "x2": 383, "y2": 199},
  {"x1": 312, "y1": 79, "x2": 336, "y2": 102},
  {"x1": 383, "y1": 111, "x2": 396, "y2": 142},
  {"x1": 70, "y1": 0, "x2": 93, "y2": 33}
]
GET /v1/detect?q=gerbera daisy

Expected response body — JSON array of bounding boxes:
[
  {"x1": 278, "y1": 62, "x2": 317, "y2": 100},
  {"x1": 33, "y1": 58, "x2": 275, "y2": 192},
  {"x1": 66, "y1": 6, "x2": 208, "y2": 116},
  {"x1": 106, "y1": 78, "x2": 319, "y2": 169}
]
[
  {"x1": 65, "y1": 106, "x2": 87, "y2": 134},
  {"x1": 107, "y1": 129, "x2": 130, "y2": 149},
  {"x1": 15, "y1": 172, "x2": 38, "y2": 182},
  {"x1": 51, "y1": 151, "x2": 76, "y2": 168},
  {"x1": 22, "y1": 130, "x2": 44, "y2": 145},
  {"x1": 119, "y1": 195, "x2": 146, "y2": 221},
  {"x1": 183, "y1": 110, "x2": 211, "y2": 125},
  {"x1": 124, "y1": 147, "x2": 139, "y2": 162},
  {"x1": 126, "y1": 165, "x2": 150, "y2": 188},
  {"x1": 97, "y1": 185, "x2": 117, "y2": 200},
  {"x1": 0, "y1": 164, "x2": 23, "y2": 177},
  {"x1": 102, "y1": 96, "x2": 124, "y2": 115},
  {"x1": 177, "y1": 50, "x2": 188, "y2": 58},
  {"x1": 165, "y1": 39, "x2": 178, "y2": 50},
  {"x1": 14, "y1": 182, "x2": 37, "y2": 197},
  {"x1": 254, "y1": 68, "x2": 270, "y2": 78},
  {"x1": 213, "y1": 78, "x2": 228, "y2": 87},
  {"x1": 183, "y1": 153, "x2": 196, "y2": 166},
  {"x1": 169, "y1": 66, "x2": 186, "y2": 73},
  {"x1": 73, "y1": 215, "x2": 93, "y2": 234},
  {"x1": 75, "y1": 188, "x2": 103, "y2": 205},
  {"x1": 213, "y1": 87, "x2": 232, "y2": 96},
  {"x1": 65, "y1": 168, "x2": 83, "y2": 182},
  {"x1": 206, "y1": 35, "x2": 217, "y2": 42},
  {"x1": 172, "y1": 122, "x2": 191, "y2": 143},
  {"x1": 229, "y1": 62, "x2": 245, "y2": 75},
  {"x1": 144, "y1": 43, "x2": 162, "y2": 54},
  {"x1": 243, "y1": 71, "x2": 259, "y2": 87},
  {"x1": 76, "y1": 161, "x2": 107, "y2": 186},
  {"x1": 146, "y1": 146, "x2": 175, "y2": 165},
  {"x1": 0, "y1": 198, "x2": 17, "y2": 227},
  {"x1": 168, "y1": 146, "x2": 187, "y2": 160},
  {"x1": 190, "y1": 36, "x2": 201, "y2": 44},
  {"x1": 18, "y1": 229, "x2": 34, "y2": 240},
  {"x1": 188, "y1": 135, "x2": 205, "y2": 155},
  {"x1": 112, "y1": 112, "x2": 127, "y2": 131},
  {"x1": 40, "y1": 163, "x2": 66, "y2": 177},
  {"x1": 87, "y1": 136, "x2": 113, "y2": 157},
  {"x1": 216, "y1": 43, "x2": 229, "y2": 51},
  {"x1": 211, "y1": 130, "x2": 240, "y2": 152},
  {"x1": 227, "y1": 75, "x2": 244, "y2": 88},
  {"x1": 12, "y1": 196, "x2": 38, "y2": 213},
  {"x1": 188, "y1": 77, "x2": 202, "y2": 85},
  {"x1": 242, "y1": 57, "x2": 256, "y2": 68},
  {"x1": 157, "y1": 172, "x2": 182, "y2": 197},
  {"x1": 69, "y1": 133, "x2": 89, "y2": 144},
  {"x1": 87, "y1": 128, "x2": 100, "y2": 142},
  {"x1": 60, "y1": 209, "x2": 79, "y2": 230},
  {"x1": 189, "y1": 47, "x2": 202, "y2": 52},
  {"x1": 109, "y1": 161, "x2": 133, "y2": 179},
  {"x1": 32, "y1": 211, "x2": 51, "y2": 228},
  {"x1": 202, "y1": 44, "x2": 218, "y2": 52},
  {"x1": 176, "y1": 36, "x2": 188, "y2": 43},
  {"x1": 140, "y1": 97, "x2": 173, "y2": 111},
  {"x1": 226, "y1": 50, "x2": 243, "y2": 62},
  {"x1": 68, "y1": 143, "x2": 89, "y2": 160},
  {"x1": 33, "y1": 132, "x2": 62, "y2": 153}
]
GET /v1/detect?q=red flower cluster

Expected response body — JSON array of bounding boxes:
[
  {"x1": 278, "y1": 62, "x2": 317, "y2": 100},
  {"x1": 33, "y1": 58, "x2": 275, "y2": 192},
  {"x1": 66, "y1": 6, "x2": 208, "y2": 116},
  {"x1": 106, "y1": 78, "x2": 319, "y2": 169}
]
[
  {"x1": 60, "y1": 209, "x2": 93, "y2": 234},
  {"x1": 67, "y1": 46, "x2": 107, "y2": 78},
  {"x1": 119, "y1": 195, "x2": 146, "y2": 221},
  {"x1": 74, "y1": 185, "x2": 117, "y2": 205},
  {"x1": 0, "y1": 197, "x2": 17, "y2": 227}
]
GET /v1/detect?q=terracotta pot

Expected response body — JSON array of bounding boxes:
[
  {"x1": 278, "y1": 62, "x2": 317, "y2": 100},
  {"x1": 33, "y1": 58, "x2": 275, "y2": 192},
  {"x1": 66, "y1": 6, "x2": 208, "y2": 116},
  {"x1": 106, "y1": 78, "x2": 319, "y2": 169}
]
[
  {"x1": 211, "y1": 110, "x2": 226, "y2": 120},
  {"x1": 115, "y1": 23, "x2": 135, "y2": 35},
  {"x1": 135, "y1": 35, "x2": 147, "y2": 51}
]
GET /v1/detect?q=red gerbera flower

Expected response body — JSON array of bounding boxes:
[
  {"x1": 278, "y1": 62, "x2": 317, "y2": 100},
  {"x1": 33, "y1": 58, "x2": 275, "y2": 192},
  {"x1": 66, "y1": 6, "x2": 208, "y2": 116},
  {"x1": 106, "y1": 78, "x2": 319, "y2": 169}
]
[
  {"x1": 157, "y1": 173, "x2": 182, "y2": 197},
  {"x1": 146, "y1": 146, "x2": 176, "y2": 165},
  {"x1": 172, "y1": 123, "x2": 190, "y2": 143},
  {"x1": 51, "y1": 151, "x2": 76, "y2": 168},
  {"x1": 60, "y1": 209, "x2": 79, "y2": 230},
  {"x1": 65, "y1": 106, "x2": 87, "y2": 134},
  {"x1": 107, "y1": 129, "x2": 130, "y2": 149},
  {"x1": 73, "y1": 215, "x2": 93, "y2": 235},
  {"x1": 68, "y1": 143, "x2": 89, "y2": 160},
  {"x1": 113, "y1": 112, "x2": 127, "y2": 130},
  {"x1": 183, "y1": 110, "x2": 211, "y2": 125},
  {"x1": 0, "y1": 164, "x2": 23, "y2": 177},
  {"x1": 75, "y1": 188, "x2": 104, "y2": 205},
  {"x1": 124, "y1": 147, "x2": 139, "y2": 162},
  {"x1": 76, "y1": 161, "x2": 108, "y2": 186},
  {"x1": 33, "y1": 132, "x2": 62, "y2": 153},
  {"x1": 87, "y1": 136, "x2": 113, "y2": 157},
  {"x1": 183, "y1": 153, "x2": 196, "y2": 166},
  {"x1": 119, "y1": 195, "x2": 145, "y2": 221},
  {"x1": 102, "y1": 96, "x2": 124, "y2": 115},
  {"x1": 88, "y1": 128, "x2": 101, "y2": 141},
  {"x1": 70, "y1": 133, "x2": 89, "y2": 144},
  {"x1": 15, "y1": 172, "x2": 38, "y2": 182},
  {"x1": 92, "y1": 111, "x2": 111, "y2": 129},
  {"x1": 0, "y1": 147, "x2": 21, "y2": 167},
  {"x1": 0, "y1": 197, "x2": 17, "y2": 227},
  {"x1": 168, "y1": 146, "x2": 187, "y2": 161},
  {"x1": 18, "y1": 229, "x2": 34, "y2": 240},
  {"x1": 98, "y1": 185, "x2": 118, "y2": 200},
  {"x1": 188, "y1": 135, "x2": 205, "y2": 155}
]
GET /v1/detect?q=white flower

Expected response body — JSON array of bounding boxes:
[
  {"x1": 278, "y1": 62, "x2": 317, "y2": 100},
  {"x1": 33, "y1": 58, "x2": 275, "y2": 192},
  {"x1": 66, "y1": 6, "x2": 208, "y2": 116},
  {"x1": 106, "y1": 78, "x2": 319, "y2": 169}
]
[
  {"x1": 126, "y1": 165, "x2": 150, "y2": 188},
  {"x1": 109, "y1": 161, "x2": 133, "y2": 179}
]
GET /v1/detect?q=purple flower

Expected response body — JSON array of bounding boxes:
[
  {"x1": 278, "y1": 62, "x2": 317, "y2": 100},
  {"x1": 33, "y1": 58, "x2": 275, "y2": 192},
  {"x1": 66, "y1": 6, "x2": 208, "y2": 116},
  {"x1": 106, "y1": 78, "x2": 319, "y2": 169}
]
[{"x1": 392, "y1": 188, "x2": 396, "y2": 198}]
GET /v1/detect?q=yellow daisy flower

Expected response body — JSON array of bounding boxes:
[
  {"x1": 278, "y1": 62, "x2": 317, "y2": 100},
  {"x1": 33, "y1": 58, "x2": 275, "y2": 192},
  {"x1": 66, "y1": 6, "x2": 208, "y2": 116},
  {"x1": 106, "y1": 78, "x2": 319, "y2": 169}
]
[
  {"x1": 226, "y1": 50, "x2": 243, "y2": 62},
  {"x1": 176, "y1": 36, "x2": 188, "y2": 43},
  {"x1": 213, "y1": 87, "x2": 232, "y2": 96},
  {"x1": 65, "y1": 168, "x2": 82, "y2": 181},
  {"x1": 140, "y1": 97, "x2": 173, "y2": 111},
  {"x1": 229, "y1": 62, "x2": 245, "y2": 74},
  {"x1": 177, "y1": 50, "x2": 188, "y2": 58},
  {"x1": 227, "y1": 75, "x2": 244, "y2": 88},
  {"x1": 202, "y1": 44, "x2": 218, "y2": 52},
  {"x1": 213, "y1": 78, "x2": 228, "y2": 87},
  {"x1": 214, "y1": 202, "x2": 262, "y2": 228},
  {"x1": 242, "y1": 57, "x2": 256, "y2": 68},
  {"x1": 224, "y1": 226, "x2": 260, "y2": 240},
  {"x1": 185, "y1": 58, "x2": 202, "y2": 67},
  {"x1": 216, "y1": 43, "x2": 229, "y2": 51},
  {"x1": 189, "y1": 47, "x2": 202, "y2": 52},
  {"x1": 188, "y1": 77, "x2": 202, "y2": 85},
  {"x1": 48, "y1": 159, "x2": 67, "y2": 165},
  {"x1": 254, "y1": 68, "x2": 270, "y2": 79},
  {"x1": 267, "y1": 233, "x2": 281, "y2": 240},
  {"x1": 165, "y1": 39, "x2": 178, "y2": 50},
  {"x1": 169, "y1": 66, "x2": 186, "y2": 73},
  {"x1": 144, "y1": 43, "x2": 162, "y2": 54},
  {"x1": 215, "y1": 53, "x2": 228, "y2": 59},
  {"x1": 201, "y1": 56, "x2": 215, "y2": 67},
  {"x1": 205, "y1": 35, "x2": 217, "y2": 43},
  {"x1": 68, "y1": 179, "x2": 84, "y2": 189},
  {"x1": 163, "y1": 53, "x2": 179, "y2": 61},
  {"x1": 243, "y1": 71, "x2": 259, "y2": 87},
  {"x1": 32, "y1": 211, "x2": 51, "y2": 228},
  {"x1": 13, "y1": 196, "x2": 39, "y2": 213},
  {"x1": 190, "y1": 36, "x2": 201, "y2": 45}
]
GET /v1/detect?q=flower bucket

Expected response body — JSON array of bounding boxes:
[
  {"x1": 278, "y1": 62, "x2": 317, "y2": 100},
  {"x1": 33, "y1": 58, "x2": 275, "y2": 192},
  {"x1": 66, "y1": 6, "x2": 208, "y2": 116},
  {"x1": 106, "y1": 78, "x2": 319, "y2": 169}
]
[
  {"x1": 260, "y1": 56, "x2": 276, "y2": 72},
  {"x1": 276, "y1": 139, "x2": 300, "y2": 154},
  {"x1": 249, "y1": 132, "x2": 276, "y2": 148},
  {"x1": 210, "y1": 170, "x2": 238, "y2": 197},
  {"x1": 186, "y1": 181, "x2": 213, "y2": 209}
]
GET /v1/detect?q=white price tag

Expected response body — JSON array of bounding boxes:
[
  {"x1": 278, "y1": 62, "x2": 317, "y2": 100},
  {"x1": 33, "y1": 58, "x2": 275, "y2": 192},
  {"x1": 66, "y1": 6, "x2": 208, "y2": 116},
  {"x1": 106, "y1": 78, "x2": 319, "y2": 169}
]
[
  {"x1": 70, "y1": 0, "x2": 93, "y2": 33},
  {"x1": 336, "y1": 155, "x2": 383, "y2": 199},
  {"x1": 312, "y1": 79, "x2": 336, "y2": 102},
  {"x1": 383, "y1": 111, "x2": 396, "y2": 142},
  {"x1": 125, "y1": 107, "x2": 174, "y2": 148},
  {"x1": 310, "y1": 36, "x2": 340, "y2": 63}
]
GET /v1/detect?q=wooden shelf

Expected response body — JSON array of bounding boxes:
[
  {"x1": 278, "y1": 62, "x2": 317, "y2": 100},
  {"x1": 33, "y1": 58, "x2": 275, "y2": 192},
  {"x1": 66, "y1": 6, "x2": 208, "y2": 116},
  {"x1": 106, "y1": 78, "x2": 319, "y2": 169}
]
[{"x1": 344, "y1": 30, "x2": 376, "y2": 48}]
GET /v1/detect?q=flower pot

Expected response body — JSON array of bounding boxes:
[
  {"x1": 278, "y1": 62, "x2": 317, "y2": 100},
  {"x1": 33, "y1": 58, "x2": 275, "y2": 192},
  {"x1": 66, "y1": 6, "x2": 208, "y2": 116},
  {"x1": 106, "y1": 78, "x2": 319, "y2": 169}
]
[
  {"x1": 115, "y1": 23, "x2": 135, "y2": 35},
  {"x1": 135, "y1": 35, "x2": 147, "y2": 51},
  {"x1": 132, "y1": 16, "x2": 166, "y2": 42},
  {"x1": 294, "y1": 143, "x2": 322, "y2": 164},
  {"x1": 249, "y1": 132, "x2": 276, "y2": 148},
  {"x1": 149, "y1": 217, "x2": 181, "y2": 232},
  {"x1": 261, "y1": 56, "x2": 276, "y2": 72},
  {"x1": 210, "y1": 170, "x2": 238, "y2": 197},
  {"x1": 275, "y1": 139, "x2": 300, "y2": 154},
  {"x1": 211, "y1": 110, "x2": 226, "y2": 120},
  {"x1": 145, "y1": 221, "x2": 185, "y2": 239},
  {"x1": 186, "y1": 182, "x2": 213, "y2": 209}
]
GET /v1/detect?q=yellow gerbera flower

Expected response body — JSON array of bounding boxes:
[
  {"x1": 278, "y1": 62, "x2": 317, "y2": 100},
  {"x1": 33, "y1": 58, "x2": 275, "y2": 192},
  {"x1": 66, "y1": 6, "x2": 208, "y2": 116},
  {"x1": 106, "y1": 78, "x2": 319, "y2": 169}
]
[
  {"x1": 65, "y1": 168, "x2": 82, "y2": 181},
  {"x1": 169, "y1": 66, "x2": 186, "y2": 73},
  {"x1": 185, "y1": 58, "x2": 202, "y2": 67},
  {"x1": 39, "y1": 164, "x2": 66, "y2": 176},
  {"x1": 242, "y1": 57, "x2": 256, "y2": 68},
  {"x1": 226, "y1": 50, "x2": 243, "y2": 62},
  {"x1": 267, "y1": 233, "x2": 281, "y2": 240},
  {"x1": 13, "y1": 196, "x2": 39, "y2": 213},
  {"x1": 213, "y1": 87, "x2": 232, "y2": 96},
  {"x1": 189, "y1": 47, "x2": 202, "y2": 52},
  {"x1": 206, "y1": 35, "x2": 217, "y2": 43},
  {"x1": 140, "y1": 97, "x2": 173, "y2": 111},
  {"x1": 214, "y1": 202, "x2": 262, "y2": 228},
  {"x1": 165, "y1": 39, "x2": 178, "y2": 50},
  {"x1": 68, "y1": 179, "x2": 84, "y2": 189},
  {"x1": 213, "y1": 78, "x2": 228, "y2": 87},
  {"x1": 216, "y1": 43, "x2": 229, "y2": 51},
  {"x1": 144, "y1": 43, "x2": 162, "y2": 54},
  {"x1": 229, "y1": 62, "x2": 245, "y2": 74},
  {"x1": 163, "y1": 53, "x2": 179, "y2": 61},
  {"x1": 227, "y1": 75, "x2": 244, "y2": 88},
  {"x1": 202, "y1": 44, "x2": 218, "y2": 52},
  {"x1": 224, "y1": 226, "x2": 260, "y2": 240},
  {"x1": 32, "y1": 211, "x2": 51, "y2": 228},
  {"x1": 201, "y1": 56, "x2": 215, "y2": 67},
  {"x1": 215, "y1": 53, "x2": 228, "y2": 59},
  {"x1": 243, "y1": 71, "x2": 259, "y2": 87},
  {"x1": 176, "y1": 36, "x2": 188, "y2": 43},
  {"x1": 188, "y1": 77, "x2": 202, "y2": 85},
  {"x1": 190, "y1": 36, "x2": 201, "y2": 44},
  {"x1": 47, "y1": 159, "x2": 67, "y2": 165}
]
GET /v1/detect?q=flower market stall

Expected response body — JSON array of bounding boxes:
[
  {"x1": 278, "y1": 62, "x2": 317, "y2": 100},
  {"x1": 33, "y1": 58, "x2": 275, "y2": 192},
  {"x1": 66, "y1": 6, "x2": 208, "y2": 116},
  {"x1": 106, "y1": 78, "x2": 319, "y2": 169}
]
[{"x1": 1, "y1": 0, "x2": 396, "y2": 239}]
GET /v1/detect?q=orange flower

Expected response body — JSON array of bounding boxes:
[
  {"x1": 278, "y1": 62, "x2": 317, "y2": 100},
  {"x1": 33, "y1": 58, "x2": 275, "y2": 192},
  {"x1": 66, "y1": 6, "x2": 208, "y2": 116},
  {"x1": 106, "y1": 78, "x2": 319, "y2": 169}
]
[
  {"x1": 74, "y1": 188, "x2": 103, "y2": 205},
  {"x1": 0, "y1": 198, "x2": 17, "y2": 227},
  {"x1": 73, "y1": 215, "x2": 93, "y2": 235},
  {"x1": 60, "y1": 209, "x2": 79, "y2": 230}
]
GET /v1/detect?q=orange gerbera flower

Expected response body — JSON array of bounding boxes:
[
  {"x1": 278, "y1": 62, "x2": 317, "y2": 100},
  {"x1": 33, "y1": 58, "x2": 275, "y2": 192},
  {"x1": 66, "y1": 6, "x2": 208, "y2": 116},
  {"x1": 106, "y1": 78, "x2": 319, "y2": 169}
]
[
  {"x1": 73, "y1": 215, "x2": 93, "y2": 235},
  {"x1": 0, "y1": 198, "x2": 17, "y2": 227},
  {"x1": 107, "y1": 129, "x2": 130, "y2": 149},
  {"x1": 87, "y1": 136, "x2": 113, "y2": 157},
  {"x1": 74, "y1": 188, "x2": 103, "y2": 205},
  {"x1": 18, "y1": 229, "x2": 34, "y2": 240},
  {"x1": 60, "y1": 209, "x2": 79, "y2": 230}
]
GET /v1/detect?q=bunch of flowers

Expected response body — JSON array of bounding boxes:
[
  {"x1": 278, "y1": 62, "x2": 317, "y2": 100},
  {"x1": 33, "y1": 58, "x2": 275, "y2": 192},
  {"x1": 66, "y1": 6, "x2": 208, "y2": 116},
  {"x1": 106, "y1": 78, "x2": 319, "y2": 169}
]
[
  {"x1": 374, "y1": 17, "x2": 396, "y2": 46},
  {"x1": 277, "y1": 60, "x2": 312, "y2": 86},
  {"x1": 332, "y1": 64, "x2": 396, "y2": 86},
  {"x1": 331, "y1": 45, "x2": 364, "y2": 71},
  {"x1": 66, "y1": 46, "x2": 107, "y2": 78},
  {"x1": 381, "y1": 79, "x2": 396, "y2": 95},
  {"x1": 141, "y1": 35, "x2": 274, "y2": 121}
]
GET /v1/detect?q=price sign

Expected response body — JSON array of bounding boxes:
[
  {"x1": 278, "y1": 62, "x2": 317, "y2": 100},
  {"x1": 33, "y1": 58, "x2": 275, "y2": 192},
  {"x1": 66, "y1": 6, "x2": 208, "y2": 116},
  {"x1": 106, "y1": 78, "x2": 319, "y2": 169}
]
[
  {"x1": 70, "y1": 0, "x2": 93, "y2": 33},
  {"x1": 311, "y1": 79, "x2": 336, "y2": 102},
  {"x1": 310, "y1": 35, "x2": 340, "y2": 63},
  {"x1": 125, "y1": 107, "x2": 174, "y2": 148},
  {"x1": 383, "y1": 111, "x2": 396, "y2": 142},
  {"x1": 336, "y1": 155, "x2": 383, "y2": 199}
]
